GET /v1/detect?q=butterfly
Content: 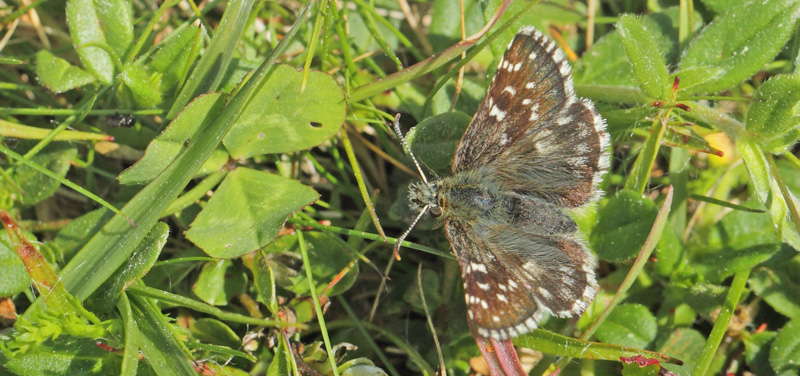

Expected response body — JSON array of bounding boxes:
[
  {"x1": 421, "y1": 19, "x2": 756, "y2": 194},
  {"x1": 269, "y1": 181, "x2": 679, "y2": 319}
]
[{"x1": 395, "y1": 26, "x2": 610, "y2": 340}]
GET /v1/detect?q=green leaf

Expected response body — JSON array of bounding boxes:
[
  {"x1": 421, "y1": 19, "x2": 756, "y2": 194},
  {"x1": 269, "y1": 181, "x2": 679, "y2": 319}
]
[
  {"x1": 667, "y1": 283, "x2": 728, "y2": 315},
  {"x1": 621, "y1": 360, "x2": 661, "y2": 376},
  {"x1": 185, "y1": 168, "x2": 319, "y2": 258},
  {"x1": 118, "y1": 93, "x2": 229, "y2": 185},
  {"x1": 190, "y1": 318, "x2": 241, "y2": 349},
  {"x1": 406, "y1": 112, "x2": 471, "y2": 175},
  {"x1": 147, "y1": 25, "x2": 204, "y2": 97},
  {"x1": 96, "y1": 0, "x2": 133, "y2": 59},
  {"x1": 738, "y1": 136, "x2": 771, "y2": 203},
  {"x1": 770, "y1": 317, "x2": 800, "y2": 373},
  {"x1": 142, "y1": 248, "x2": 206, "y2": 292},
  {"x1": 430, "y1": 79, "x2": 485, "y2": 118},
  {"x1": 673, "y1": 66, "x2": 724, "y2": 95},
  {"x1": 428, "y1": 0, "x2": 486, "y2": 51},
  {"x1": 252, "y1": 252, "x2": 279, "y2": 313},
  {"x1": 341, "y1": 364, "x2": 390, "y2": 376},
  {"x1": 744, "y1": 331, "x2": 778, "y2": 376},
  {"x1": 192, "y1": 260, "x2": 247, "y2": 306},
  {"x1": 86, "y1": 222, "x2": 168, "y2": 313},
  {"x1": 51, "y1": 209, "x2": 109, "y2": 263},
  {"x1": 617, "y1": 14, "x2": 670, "y2": 99},
  {"x1": 223, "y1": 64, "x2": 346, "y2": 159},
  {"x1": 403, "y1": 269, "x2": 441, "y2": 312},
  {"x1": 15, "y1": 143, "x2": 78, "y2": 206},
  {"x1": 697, "y1": 200, "x2": 782, "y2": 281},
  {"x1": 700, "y1": 0, "x2": 740, "y2": 13},
  {"x1": 0, "y1": 335, "x2": 118, "y2": 375},
  {"x1": 591, "y1": 190, "x2": 659, "y2": 262},
  {"x1": 66, "y1": 0, "x2": 132, "y2": 84},
  {"x1": 695, "y1": 243, "x2": 780, "y2": 283},
  {"x1": 745, "y1": 74, "x2": 800, "y2": 154},
  {"x1": 120, "y1": 64, "x2": 162, "y2": 108},
  {"x1": 750, "y1": 257, "x2": 800, "y2": 319},
  {"x1": 266, "y1": 336, "x2": 290, "y2": 376},
  {"x1": 131, "y1": 295, "x2": 197, "y2": 375},
  {"x1": 574, "y1": 31, "x2": 635, "y2": 88},
  {"x1": 281, "y1": 232, "x2": 358, "y2": 297},
  {"x1": 595, "y1": 304, "x2": 658, "y2": 349},
  {"x1": 657, "y1": 328, "x2": 706, "y2": 374},
  {"x1": 0, "y1": 232, "x2": 33, "y2": 296},
  {"x1": 652, "y1": 227, "x2": 682, "y2": 277},
  {"x1": 680, "y1": 0, "x2": 800, "y2": 94},
  {"x1": 34, "y1": 50, "x2": 96, "y2": 93}
]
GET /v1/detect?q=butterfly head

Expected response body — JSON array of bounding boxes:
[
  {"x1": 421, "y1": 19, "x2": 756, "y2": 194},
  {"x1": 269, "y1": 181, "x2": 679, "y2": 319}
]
[{"x1": 408, "y1": 180, "x2": 441, "y2": 217}]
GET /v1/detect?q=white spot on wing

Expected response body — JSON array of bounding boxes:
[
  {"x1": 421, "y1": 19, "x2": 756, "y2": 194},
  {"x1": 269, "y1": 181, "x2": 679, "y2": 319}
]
[
  {"x1": 499, "y1": 133, "x2": 509, "y2": 146},
  {"x1": 524, "y1": 317, "x2": 538, "y2": 330},
  {"x1": 503, "y1": 86, "x2": 517, "y2": 95},
  {"x1": 538, "y1": 287, "x2": 552, "y2": 299},
  {"x1": 529, "y1": 104, "x2": 540, "y2": 121},
  {"x1": 470, "y1": 262, "x2": 488, "y2": 273},
  {"x1": 489, "y1": 105, "x2": 507, "y2": 121}
]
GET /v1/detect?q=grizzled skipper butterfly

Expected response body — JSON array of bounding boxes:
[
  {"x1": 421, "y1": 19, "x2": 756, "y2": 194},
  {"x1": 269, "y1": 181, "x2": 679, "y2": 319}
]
[{"x1": 394, "y1": 26, "x2": 610, "y2": 340}]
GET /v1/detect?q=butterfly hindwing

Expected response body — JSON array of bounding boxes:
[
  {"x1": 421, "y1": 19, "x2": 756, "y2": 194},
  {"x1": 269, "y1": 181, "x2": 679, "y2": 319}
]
[{"x1": 444, "y1": 196, "x2": 596, "y2": 340}]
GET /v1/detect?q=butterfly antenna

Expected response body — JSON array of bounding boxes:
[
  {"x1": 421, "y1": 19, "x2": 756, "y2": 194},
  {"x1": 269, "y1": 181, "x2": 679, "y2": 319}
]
[
  {"x1": 394, "y1": 204, "x2": 429, "y2": 254},
  {"x1": 393, "y1": 114, "x2": 430, "y2": 185}
]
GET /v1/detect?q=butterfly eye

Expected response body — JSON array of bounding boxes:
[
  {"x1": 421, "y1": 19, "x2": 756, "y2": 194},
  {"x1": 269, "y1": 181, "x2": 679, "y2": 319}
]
[{"x1": 429, "y1": 206, "x2": 442, "y2": 217}]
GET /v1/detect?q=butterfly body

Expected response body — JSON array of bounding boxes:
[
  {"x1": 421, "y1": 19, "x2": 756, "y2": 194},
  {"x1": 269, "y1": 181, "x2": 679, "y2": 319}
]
[{"x1": 404, "y1": 26, "x2": 610, "y2": 340}]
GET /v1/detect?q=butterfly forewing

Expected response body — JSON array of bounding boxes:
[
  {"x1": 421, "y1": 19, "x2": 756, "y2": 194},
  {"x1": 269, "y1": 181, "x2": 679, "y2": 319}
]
[{"x1": 453, "y1": 27, "x2": 609, "y2": 207}]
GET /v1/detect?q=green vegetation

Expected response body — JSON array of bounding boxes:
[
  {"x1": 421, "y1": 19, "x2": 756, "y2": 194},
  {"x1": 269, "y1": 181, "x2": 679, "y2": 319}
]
[{"x1": 1, "y1": 0, "x2": 800, "y2": 375}]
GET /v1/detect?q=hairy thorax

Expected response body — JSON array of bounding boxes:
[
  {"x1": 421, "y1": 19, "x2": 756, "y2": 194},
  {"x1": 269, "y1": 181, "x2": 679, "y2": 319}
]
[{"x1": 408, "y1": 167, "x2": 508, "y2": 224}]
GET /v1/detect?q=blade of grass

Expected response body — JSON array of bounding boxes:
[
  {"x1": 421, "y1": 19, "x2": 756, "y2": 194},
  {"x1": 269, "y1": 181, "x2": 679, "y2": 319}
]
[
  {"x1": 296, "y1": 229, "x2": 339, "y2": 376},
  {"x1": 689, "y1": 193, "x2": 766, "y2": 213},
  {"x1": 766, "y1": 154, "x2": 800, "y2": 238},
  {"x1": 515, "y1": 329, "x2": 681, "y2": 364},
  {"x1": 301, "y1": 0, "x2": 327, "y2": 90},
  {"x1": 289, "y1": 216, "x2": 453, "y2": 259},
  {"x1": 418, "y1": 265, "x2": 446, "y2": 376},
  {"x1": 692, "y1": 269, "x2": 750, "y2": 376},
  {"x1": 0, "y1": 119, "x2": 111, "y2": 141},
  {"x1": 127, "y1": 284, "x2": 297, "y2": 329},
  {"x1": 340, "y1": 129, "x2": 387, "y2": 242},
  {"x1": 117, "y1": 293, "x2": 139, "y2": 376},
  {"x1": 166, "y1": 0, "x2": 260, "y2": 119},
  {"x1": 625, "y1": 114, "x2": 666, "y2": 193}
]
